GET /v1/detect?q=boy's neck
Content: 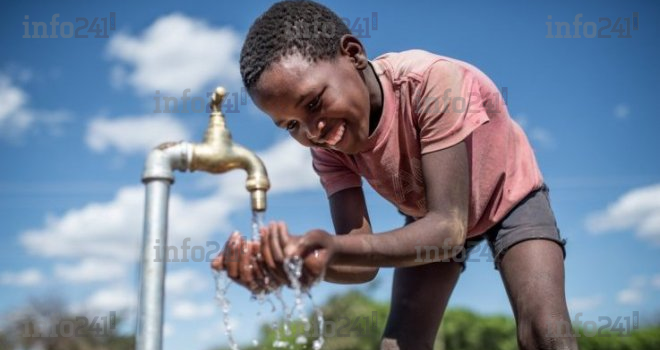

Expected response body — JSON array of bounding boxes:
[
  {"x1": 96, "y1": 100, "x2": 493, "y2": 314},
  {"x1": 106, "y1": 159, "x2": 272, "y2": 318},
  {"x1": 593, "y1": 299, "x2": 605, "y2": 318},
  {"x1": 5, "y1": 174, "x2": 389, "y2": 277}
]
[{"x1": 366, "y1": 61, "x2": 384, "y2": 136}]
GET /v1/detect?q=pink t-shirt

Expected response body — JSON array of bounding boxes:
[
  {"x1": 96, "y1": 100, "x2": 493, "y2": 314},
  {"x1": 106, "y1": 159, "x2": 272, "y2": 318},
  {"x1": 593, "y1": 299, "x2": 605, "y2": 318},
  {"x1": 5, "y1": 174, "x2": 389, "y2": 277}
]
[{"x1": 311, "y1": 50, "x2": 543, "y2": 237}]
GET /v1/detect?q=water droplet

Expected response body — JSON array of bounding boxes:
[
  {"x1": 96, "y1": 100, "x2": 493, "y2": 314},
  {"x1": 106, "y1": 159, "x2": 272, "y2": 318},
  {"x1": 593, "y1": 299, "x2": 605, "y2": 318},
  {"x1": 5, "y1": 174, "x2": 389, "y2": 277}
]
[{"x1": 295, "y1": 335, "x2": 307, "y2": 344}]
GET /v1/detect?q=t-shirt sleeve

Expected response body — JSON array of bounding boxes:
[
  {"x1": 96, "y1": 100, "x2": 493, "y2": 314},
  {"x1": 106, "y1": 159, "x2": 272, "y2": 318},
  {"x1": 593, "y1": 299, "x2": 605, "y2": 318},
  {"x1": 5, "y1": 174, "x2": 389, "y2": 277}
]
[
  {"x1": 310, "y1": 148, "x2": 362, "y2": 197},
  {"x1": 415, "y1": 60, "x2": 490, "y2": 154}
]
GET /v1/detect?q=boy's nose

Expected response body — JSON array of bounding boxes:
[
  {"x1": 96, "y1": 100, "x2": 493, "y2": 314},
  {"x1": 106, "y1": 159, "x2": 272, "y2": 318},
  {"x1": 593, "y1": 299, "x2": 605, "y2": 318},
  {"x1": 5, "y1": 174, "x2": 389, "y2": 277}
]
[{"x1": 305, "y1": 119, "x2": 326, "y2": 142}]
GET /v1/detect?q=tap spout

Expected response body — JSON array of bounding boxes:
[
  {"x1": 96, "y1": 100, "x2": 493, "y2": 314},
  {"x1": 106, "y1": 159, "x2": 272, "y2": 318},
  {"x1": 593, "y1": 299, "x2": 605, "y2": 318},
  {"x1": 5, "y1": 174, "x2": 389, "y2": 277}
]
[
  {"x1": 137, "y1": 86, "x2": 270, "y2": 350},
  {"x1": 188, "y1": 87, "x2": 270, "y2": 211}
]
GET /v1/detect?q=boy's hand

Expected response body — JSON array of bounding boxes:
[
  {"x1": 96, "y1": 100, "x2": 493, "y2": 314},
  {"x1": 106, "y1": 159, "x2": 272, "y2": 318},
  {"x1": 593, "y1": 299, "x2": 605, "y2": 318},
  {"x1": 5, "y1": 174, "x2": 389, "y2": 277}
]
[
  {"x1": 261, "y1": 222, "x2": 334, "y2": 289},
  {"x1": 211, "y1": 231, "x2": 277, "y2": 294}
]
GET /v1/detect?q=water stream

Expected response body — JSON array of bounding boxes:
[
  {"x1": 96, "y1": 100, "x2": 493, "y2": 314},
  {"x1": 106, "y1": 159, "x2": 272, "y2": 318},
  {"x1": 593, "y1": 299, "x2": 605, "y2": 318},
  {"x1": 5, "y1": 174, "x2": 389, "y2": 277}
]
[{"x1": 212, "y1": 211, "x2": 325, "y2": 349}]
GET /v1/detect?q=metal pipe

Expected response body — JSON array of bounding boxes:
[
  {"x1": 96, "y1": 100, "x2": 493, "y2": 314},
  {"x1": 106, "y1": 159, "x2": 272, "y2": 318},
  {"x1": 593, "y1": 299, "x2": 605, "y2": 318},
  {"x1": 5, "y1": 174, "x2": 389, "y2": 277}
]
[
  {"x1": 137, "y1": 87, "x2": 270, "y2": 350},
  {"x1": 138, "y1": 142, "x2": 191, "y2": 350},
  {"x1": 137, "y1": 180, "x2": 170, "y2": 350}
]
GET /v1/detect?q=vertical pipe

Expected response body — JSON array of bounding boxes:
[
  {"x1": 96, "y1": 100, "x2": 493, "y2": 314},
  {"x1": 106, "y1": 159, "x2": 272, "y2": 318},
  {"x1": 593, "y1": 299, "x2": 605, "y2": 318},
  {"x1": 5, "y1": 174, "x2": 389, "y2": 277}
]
[{"x1": 137, "y1": 179, "x2": 172, "y2": 350}]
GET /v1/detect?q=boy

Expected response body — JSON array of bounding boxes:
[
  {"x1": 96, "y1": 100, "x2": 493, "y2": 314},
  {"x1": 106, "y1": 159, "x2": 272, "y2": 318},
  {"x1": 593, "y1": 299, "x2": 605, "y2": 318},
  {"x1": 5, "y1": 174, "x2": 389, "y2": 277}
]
[{"x1": 212, "y1": 1, "x2": 577, "y2": 349}]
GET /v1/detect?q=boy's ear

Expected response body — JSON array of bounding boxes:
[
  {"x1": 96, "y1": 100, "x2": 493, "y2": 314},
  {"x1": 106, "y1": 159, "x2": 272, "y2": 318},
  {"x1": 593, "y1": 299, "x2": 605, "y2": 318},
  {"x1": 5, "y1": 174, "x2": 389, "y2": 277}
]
[{"x1": 339, "y1": 34, "x2": 368, "y2": 69}]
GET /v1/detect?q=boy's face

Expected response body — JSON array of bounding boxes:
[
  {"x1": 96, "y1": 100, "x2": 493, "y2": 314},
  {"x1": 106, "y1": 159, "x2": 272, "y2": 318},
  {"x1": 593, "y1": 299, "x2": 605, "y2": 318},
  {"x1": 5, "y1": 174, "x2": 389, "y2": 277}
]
[{"x1": 250, "y1": 40, "x2": 375, "y2": 155}]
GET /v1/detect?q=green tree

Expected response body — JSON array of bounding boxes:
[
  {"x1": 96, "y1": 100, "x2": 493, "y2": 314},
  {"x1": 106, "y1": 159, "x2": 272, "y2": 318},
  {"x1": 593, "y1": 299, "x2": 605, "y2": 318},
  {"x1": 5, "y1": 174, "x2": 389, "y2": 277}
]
[
  {"x1": 212, "y1": 289, "x2": 660, "y2": 350},
  {"x1": 437, "y1": 308, "x2": 517, "y2": 350},
  {"x1": 576, "y1": 326, "x2": 660, "y2": 350}
]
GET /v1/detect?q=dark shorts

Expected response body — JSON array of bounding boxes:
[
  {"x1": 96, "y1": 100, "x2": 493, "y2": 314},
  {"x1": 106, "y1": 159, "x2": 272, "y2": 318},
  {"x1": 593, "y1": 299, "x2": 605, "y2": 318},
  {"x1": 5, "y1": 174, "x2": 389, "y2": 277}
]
[{"x1": 403, "y1": 183, "x2": 567, "y2": 271}]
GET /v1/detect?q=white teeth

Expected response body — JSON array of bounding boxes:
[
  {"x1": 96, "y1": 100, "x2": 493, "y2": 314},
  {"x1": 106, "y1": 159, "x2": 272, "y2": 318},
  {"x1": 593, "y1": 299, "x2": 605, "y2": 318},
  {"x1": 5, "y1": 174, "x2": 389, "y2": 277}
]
[{"x1": 326, "y1": 123, "x2": 345, "y2": 146}]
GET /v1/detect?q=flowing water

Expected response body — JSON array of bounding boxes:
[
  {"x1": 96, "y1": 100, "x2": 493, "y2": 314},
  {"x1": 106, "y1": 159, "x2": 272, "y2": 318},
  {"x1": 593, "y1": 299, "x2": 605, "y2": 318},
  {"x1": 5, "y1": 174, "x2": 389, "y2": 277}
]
[
  {"x1": 213, "y1": 270, "x2": 239, "y2": 350},
  {"x1": 212, "y1": 210, "x2": 325, "y2": 349},
  {"x1": 283, "y1": 257, "x2": 325, "y2": 350}
]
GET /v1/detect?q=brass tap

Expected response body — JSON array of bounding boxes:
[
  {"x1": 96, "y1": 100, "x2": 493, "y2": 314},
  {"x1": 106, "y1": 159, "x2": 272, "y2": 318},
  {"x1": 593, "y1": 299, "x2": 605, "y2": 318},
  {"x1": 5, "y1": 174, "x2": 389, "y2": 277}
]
[{"x1": 189, "y1": 87, "x2": 270, "y2": 211}]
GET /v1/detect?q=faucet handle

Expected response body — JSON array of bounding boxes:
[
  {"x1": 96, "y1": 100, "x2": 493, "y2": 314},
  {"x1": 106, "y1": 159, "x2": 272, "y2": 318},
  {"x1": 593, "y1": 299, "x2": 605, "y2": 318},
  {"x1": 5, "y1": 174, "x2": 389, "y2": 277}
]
[{"x1": 210, "y1": 86, "x2": 227, "y2": 113}]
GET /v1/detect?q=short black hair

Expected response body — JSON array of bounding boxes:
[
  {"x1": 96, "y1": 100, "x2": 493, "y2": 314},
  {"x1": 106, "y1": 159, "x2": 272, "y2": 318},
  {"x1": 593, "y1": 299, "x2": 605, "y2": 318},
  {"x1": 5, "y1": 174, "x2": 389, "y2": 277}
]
[{"x1": 240, "y1": 0, "x2": 351, "y2": 91}]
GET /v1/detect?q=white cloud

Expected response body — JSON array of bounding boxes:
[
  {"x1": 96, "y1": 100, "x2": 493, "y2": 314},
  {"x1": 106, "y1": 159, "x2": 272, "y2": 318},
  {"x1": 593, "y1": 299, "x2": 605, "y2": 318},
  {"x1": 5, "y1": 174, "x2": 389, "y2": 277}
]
[
  {"x1": 0, "y1": 74, "x2": 33, "y2": 138},
  {"x1": 0, "y1": 269, "x2": 44, "y2": 286},
  {"x1": 616, "y1": 275, "x2": 652, "y2": 306},
  {"x1": 20, "y1": 186, "x2": 145, "y2": 261},
  {"x1": 166, "y1": 269, "x2": 210, "y2": 295},
  {"x1": 0, "y1": 74, "x2": 70, "y2": 142},
  {"x1": 617, "y1": 288, "x2": 643, "y2": 305},
  {"x1": 652, "y1": 275, "x2": 660, "y2": 290},
  {"x1": 614, "y1": 104, "x2": 630, "y2": 119},
  {"x1": 81, "y1": 285, "x2": 136, "y2": 313},
  {"x1": 86, "y1": 115, "x2": 192, "y2": 154},
  {"x1": 568, "y1": 295, "x2": 604, "y2": 312},
  {"x1": 585, "y1": 183, "x2": 660, "y2": 244},
  {"x1": 107, "y1": 13, "x2": 242, "y2": 95},
  {"x1": 514, "y1": 115, "x2": 555, "y2": 149},
  {"x1": 171, "y1": 300, "x2": 216, "y2": 320},
  {"x1": 54, "y1": 258, "x2": 126, "y2": 283},
  {"x1": 20, "y1": 185, "x2": 232, "y2": 262}
]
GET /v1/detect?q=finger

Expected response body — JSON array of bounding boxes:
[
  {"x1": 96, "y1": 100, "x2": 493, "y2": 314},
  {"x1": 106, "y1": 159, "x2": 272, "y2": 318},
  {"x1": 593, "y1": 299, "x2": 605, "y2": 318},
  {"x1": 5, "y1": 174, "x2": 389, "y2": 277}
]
[
  {"x1": 285, "y1": 231, "x2": 307, "y2": 258},
  {"x1": 260, "y1": 226, "x2": 286, "y2": 285},
  {"x1": 288, "y1": 229, "x2": 325, "y2": 258},
  {"x1": 211, "y1": 252, "x2": 223, "y2": 271},
  {"x1": 270, "y1": 222, "x2": 292, "y2": 283},
  {"x1": 225, "y1": 232, "x2": 241, "y2": 279},
  {"x1": 263, "y1": 223, "x2": 289, "y2": 286},
  {"x1": 277, "y1": 221, "x2": 291, "y2": 255},
  {"x1": 260, "y1": 227, "x2": 276, "y2": 271},
  {"x1": 236, "y1": 240, "x2": 262, "y2": 293},
  {"x1": 302, "y1": 251, "x2": 326, "y2": 287},
  {"x1": 270, "y1": 221, "x2": 285, "y2": 265}
]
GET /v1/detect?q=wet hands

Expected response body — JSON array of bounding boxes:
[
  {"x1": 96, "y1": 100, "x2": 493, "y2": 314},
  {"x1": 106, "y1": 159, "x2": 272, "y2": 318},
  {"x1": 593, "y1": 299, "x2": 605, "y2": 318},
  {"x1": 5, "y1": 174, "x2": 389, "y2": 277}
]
[
  {"x1": 211, "y1": 231, "x2": 272, "y2": 294},
  {"x1": 211, "y1": 222, "x2": 335, "y2": 294}
]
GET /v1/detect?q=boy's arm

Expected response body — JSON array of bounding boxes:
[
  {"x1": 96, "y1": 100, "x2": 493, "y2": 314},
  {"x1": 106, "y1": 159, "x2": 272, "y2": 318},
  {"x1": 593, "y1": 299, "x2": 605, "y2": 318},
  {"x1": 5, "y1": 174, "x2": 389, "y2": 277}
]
[
  {"x1": 294, "y1": 141, "x2": 469, "y2": 268},
  {"x1": 323, "y1": 186, "x2": 379, "y2": 284},
  {"x1": 333, "y1": 141, "x2": 469, "y2": 267}
]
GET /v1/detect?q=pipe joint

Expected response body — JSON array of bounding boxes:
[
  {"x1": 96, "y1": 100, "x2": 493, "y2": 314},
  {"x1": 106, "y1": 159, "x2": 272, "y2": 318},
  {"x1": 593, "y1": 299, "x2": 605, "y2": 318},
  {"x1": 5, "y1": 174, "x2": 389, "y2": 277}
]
[{"x1": 142, "y1": 142, "x2": 193, "y2": 183}]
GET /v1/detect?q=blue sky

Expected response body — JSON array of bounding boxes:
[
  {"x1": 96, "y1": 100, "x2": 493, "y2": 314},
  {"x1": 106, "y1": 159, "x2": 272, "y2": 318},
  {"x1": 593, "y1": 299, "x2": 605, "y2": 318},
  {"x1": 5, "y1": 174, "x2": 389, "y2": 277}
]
[{"x1": 1, "y1": 0, "x2": 659, "y2": 349}]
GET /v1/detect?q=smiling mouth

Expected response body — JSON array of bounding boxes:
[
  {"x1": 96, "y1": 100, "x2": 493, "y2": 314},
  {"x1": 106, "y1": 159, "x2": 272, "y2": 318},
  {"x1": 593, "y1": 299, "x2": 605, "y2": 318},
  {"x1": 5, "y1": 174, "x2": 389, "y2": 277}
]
[{"x1": 317, "y1": 122, "x2": 346, "y2": 147}]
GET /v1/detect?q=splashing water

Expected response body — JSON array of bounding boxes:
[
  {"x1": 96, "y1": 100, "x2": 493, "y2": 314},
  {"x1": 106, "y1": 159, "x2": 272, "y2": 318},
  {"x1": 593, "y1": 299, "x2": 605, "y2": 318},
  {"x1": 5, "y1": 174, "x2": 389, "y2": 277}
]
[
  {"x1": 284, "y1": 257, "x2": 326, "y2": 349},
  {"x1": 213, "y1": 270, "x2": 239, "y2": 350},
  {"x1": 212, "y1": 210, "x2": 326, "y2": 349},
  {"x1": 308, "y1": 292, "x2": 325, "y2": 350}
]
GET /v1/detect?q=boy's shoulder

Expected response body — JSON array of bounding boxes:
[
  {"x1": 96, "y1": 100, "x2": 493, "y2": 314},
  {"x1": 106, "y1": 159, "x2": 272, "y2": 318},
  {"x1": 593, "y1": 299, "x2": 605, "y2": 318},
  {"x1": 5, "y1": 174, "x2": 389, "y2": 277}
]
[{"x1": 372, "y1": 49, "x2": 459, "y2": 81}]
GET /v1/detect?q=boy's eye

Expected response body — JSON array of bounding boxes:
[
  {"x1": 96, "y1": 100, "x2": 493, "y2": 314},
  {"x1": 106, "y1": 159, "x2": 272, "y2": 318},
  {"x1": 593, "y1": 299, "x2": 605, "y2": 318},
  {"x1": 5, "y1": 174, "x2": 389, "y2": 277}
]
[
  {"x1": 307, "y1": 95, "x2": 321, "y2": 110},
  {"x1": 286, "y1": 120, "x2": 298, "y2": 131}
]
